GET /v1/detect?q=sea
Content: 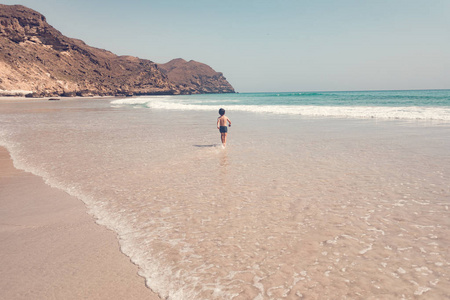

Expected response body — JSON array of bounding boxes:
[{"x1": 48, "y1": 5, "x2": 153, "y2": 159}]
[{"x1": 1, "y1": 90, "x2": 449, "y2": 299}]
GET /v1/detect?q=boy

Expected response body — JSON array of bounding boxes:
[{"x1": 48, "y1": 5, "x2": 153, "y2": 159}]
[{"x1": 217, "y1": 108, "x2": 231, "y2": 147}]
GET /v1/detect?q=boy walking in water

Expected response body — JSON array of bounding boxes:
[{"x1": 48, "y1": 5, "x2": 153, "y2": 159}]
[{"x1": 217, "y1": 108, "x2": 231, "y2": 147}]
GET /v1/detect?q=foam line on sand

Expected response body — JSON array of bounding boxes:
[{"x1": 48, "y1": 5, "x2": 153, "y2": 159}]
[{"x1": 0, "y1": 146, "x2": 161, "y2": 300}]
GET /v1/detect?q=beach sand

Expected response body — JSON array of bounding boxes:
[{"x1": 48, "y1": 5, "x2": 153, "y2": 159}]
[{"x1": 0, "y1": 147, "x2": 161, "y2": 300}]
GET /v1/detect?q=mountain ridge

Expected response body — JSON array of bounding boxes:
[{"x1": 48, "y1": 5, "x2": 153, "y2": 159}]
[{"x1": 0, "y1": 4, "x2": 235, "y2": 97}]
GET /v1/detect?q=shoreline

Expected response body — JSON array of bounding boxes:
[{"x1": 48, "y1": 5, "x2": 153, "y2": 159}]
[
  {"x1": 0, "y1": 146, "x2": 161, "y2": 300},
  {"x1": 0, "y1": 96, "x2": 121, "y2": 101}
]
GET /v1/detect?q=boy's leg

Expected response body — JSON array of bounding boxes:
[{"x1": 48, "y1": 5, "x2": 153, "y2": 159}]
[{"x1": 221, "y1": 133, "x2": 226, "y2": 145}]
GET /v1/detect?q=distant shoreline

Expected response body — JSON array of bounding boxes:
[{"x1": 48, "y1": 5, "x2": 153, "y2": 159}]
[{"x1": 0, "y1": 95, "x2": 120, "y2": 101}]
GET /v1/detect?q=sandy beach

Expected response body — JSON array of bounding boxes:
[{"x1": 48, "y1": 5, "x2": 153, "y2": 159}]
[
  {"x1": 0, "y1": 146, "x2": 161, "y2": 300},
  {"x1": 1, "y1": 1, "x2": 449, "y2": 297}
]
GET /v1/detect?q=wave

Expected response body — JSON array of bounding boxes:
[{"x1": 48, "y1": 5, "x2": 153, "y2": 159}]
[{"x1": 111, "y1": 98, "x2": 450, "y2": 121}]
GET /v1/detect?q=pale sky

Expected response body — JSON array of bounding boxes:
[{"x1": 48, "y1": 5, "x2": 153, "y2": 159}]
[{"x1": 2, "y1": 0, "x2": 450, "y2": 92}]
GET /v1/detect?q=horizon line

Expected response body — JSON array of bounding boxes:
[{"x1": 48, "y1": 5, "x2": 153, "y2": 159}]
[{"x1": 236, "y1": 88, "x2": 450, "y2": 94}]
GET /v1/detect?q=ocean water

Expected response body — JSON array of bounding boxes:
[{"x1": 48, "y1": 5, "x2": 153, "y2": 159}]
[
  {"x1": 1, "y1": 90, "x2": 449, "y2": 299},
  {"x1": 111, "y1": 90, "x2": 450, "y2": 121}
]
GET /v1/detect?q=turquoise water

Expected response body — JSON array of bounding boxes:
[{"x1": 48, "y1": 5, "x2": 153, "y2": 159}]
[
  {"x1": 113, "y1": 89, "x2": 450, "y2": 121},
  {"x1": 186, "y1": 90, "x2": 450, "y2": 107}
]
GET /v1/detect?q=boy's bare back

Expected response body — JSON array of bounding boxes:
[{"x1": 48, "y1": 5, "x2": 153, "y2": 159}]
[{"x1": 217, "y1": 115, "x2": 230, "y2": 127}]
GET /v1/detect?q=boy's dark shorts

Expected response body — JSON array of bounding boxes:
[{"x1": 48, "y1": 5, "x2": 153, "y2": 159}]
[{"x1": 219, "y1": 126, "x2": 228, "y2": 133}]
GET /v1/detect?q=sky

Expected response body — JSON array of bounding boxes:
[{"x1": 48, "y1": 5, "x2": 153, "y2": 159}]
[{"x1": 2, "y1": 0, "x2": 449, "y2": 92}]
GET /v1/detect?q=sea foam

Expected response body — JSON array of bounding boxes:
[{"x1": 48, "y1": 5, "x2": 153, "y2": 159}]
[{"x1": 111, "y1": 97, "x2": 450, "y2": 121}]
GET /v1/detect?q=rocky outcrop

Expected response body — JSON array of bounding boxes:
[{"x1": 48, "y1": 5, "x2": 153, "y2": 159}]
[
  {"x1": 0, "y1": 4, "x2": 234, "y2": 97},
  {"x1": 158, "y1": 58, "x2": 235, "y2": 94}
]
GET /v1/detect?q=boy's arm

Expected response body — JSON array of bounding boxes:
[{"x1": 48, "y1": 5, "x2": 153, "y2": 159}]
[
  {"x1": 227, "y1": 117, "x2": 231, "y2": 126},
  {"x1": 217, "y1": 118, "x2": 220, "y2": 129}
]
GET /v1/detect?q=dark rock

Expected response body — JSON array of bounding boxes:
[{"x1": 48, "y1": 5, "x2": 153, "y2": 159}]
[{"x1": 62, "y1": 91, "x2": 77, "y2": 97}]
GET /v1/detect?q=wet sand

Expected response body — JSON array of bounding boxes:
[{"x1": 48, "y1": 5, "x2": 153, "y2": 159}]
[{"x1": 0, "y1": 147, "x2": 161, "y2": 300}]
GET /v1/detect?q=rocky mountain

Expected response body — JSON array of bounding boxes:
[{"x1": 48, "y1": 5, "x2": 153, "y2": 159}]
[
  {"x1": 158, "y1": 58, "x2": 235, "y2": 94},
  {"x1": 0, "y1": 4, "x2": 235, "y2": 97}
]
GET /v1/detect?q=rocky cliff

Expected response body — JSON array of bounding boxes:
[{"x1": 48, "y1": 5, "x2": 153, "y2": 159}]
[
  {"x1": 0, "y1": 4, "x2": 235, "y2": 97},
  {"x1": 158, "y1": 58, "x2": 235, "y2": 94}
]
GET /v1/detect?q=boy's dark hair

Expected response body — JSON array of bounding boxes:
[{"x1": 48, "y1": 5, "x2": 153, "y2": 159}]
[{"x1": 219, "y1": 108, "x2": 225, "y2": 116}]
